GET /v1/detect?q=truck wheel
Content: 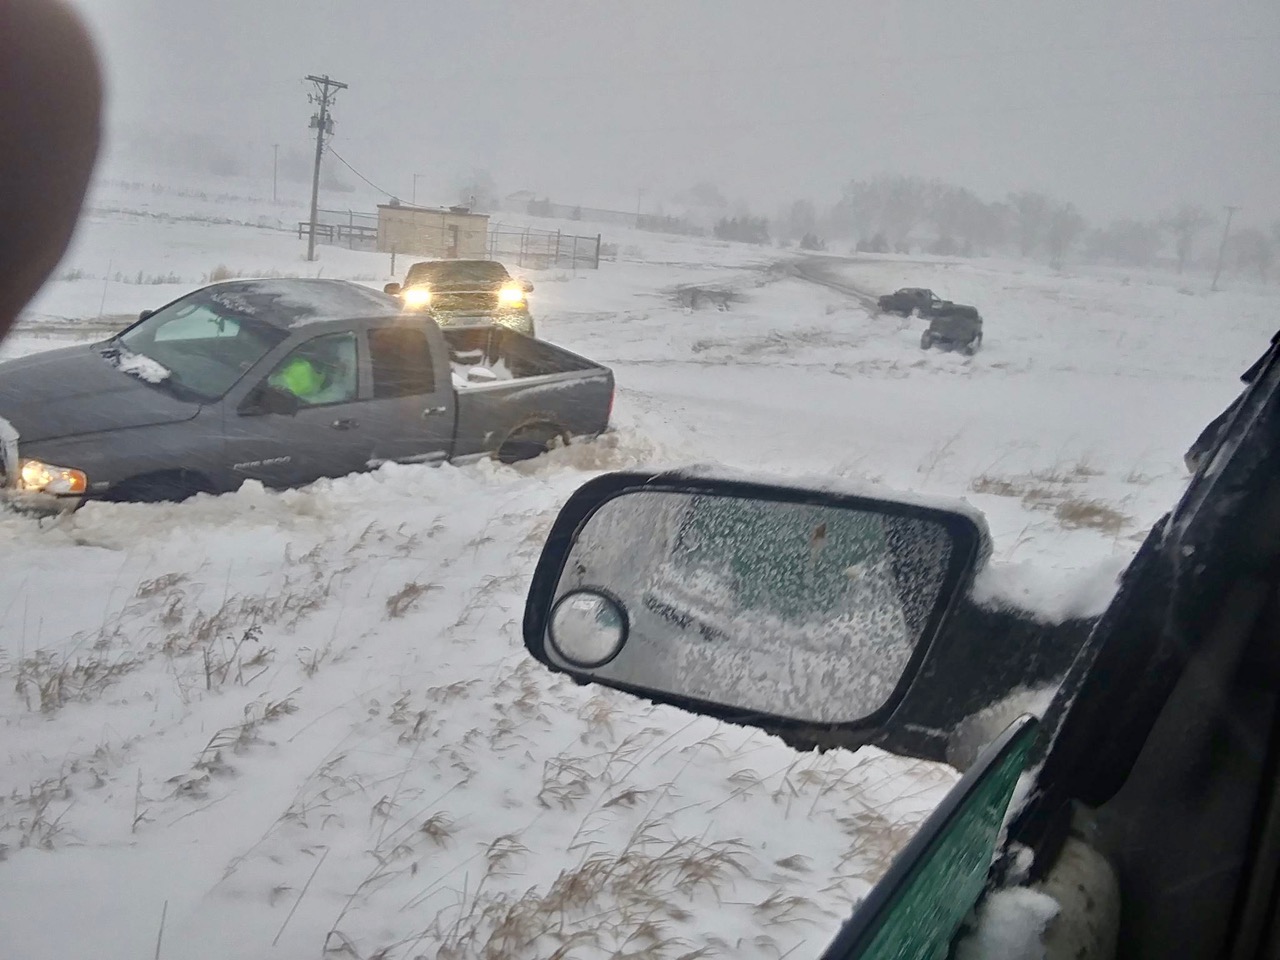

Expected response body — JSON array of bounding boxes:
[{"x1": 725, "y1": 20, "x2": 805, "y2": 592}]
[
  {"x1": 920, "y1": 331, "x2": 934, "y2": 350},
  {"x1": 962, "y1": 333, "x2": 982, "y2": 356},
  {"x1": 497, "y1": 424, "x2": 566, "y2": 465},
  {"x1": 104, "y1": 471, "x2": 212, "y2": 504}
]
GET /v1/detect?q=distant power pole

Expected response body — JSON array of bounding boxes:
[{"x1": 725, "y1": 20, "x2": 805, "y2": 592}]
[
  {"x1": 305, "y1": 74, "x2": 348, "y2": 262},
  {"x1": 272, "y1": 144, "x2": 279, "y2": 204},
  {"x1": 1211, "y1": 205, "x2": 1240, "y2": 292}
]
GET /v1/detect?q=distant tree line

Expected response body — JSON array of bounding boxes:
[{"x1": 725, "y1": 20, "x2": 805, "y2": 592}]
[
  {"x1": 502, "y1": 166, "x2": 1278, "y2": 281},
  {"x1": 762, "y1": 174, "x2": 1278, "y2": 280}
]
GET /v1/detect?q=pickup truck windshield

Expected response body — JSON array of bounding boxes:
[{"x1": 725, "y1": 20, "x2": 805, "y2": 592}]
[
  {"x1": 405, "y1": 261, "x2": 510, "y2": 285},
  {"x1": 117, "y1": 294, "x2": 289, "y2": 401}
]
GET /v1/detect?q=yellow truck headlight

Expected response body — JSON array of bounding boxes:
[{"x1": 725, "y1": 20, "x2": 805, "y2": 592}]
[
  {"x1": 402, "y1": 286, "x2": 432, "y2": 309},
  {"x1": 19, "y1": 459, "x2": 88, "y2": 495},
  {"x1": 498, "y1": 283, "x2": 526, "y2": 306}
]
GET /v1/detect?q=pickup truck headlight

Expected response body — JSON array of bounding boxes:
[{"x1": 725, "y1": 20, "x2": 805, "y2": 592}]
[
  {"x1": 19, "y1": 459, "x2": 88, "y2": 495},
  {"x1": 498, "y1": 283, "x2": 526, "y2": 306},
  {"x1": 402, "y1": 286, "x2": 432, "y2": 309}
]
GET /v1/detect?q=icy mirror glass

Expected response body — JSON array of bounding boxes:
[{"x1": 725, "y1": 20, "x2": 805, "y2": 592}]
[{"x1": 549, "y1": 490, "x2": 956, "y2": 724}]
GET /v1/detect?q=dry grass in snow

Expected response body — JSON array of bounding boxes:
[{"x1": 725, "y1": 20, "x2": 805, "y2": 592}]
[{"x1": 0, "y1": 444, "x2": 957, "y2": 960}]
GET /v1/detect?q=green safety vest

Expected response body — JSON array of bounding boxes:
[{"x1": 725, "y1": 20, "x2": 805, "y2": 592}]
[{"x1": 271, "y1": 358, "x2": 325, "y2": 398}]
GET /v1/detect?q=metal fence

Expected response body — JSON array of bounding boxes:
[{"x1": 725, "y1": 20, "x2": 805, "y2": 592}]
[
  {"x1": 487, "y1": 223, "x2": 601, "y2": 270},
  {"x1": 303, "y1": 210, "x2": 601, "y2": 269},
  {"x1": 512, "y1": 200, "x2": 706, "y2": 238}
]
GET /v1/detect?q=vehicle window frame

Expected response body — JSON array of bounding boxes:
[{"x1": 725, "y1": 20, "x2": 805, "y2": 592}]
[
  {"x1": 259, "y1": 330, "x2": 361, "y2": 411},
  {"x1": 367, "y1": 323, "x2": 438, "y2": 399}
]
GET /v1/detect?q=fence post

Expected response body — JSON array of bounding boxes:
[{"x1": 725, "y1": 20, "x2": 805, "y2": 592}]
[
  {"x1": 595, "y1": 234, "x2": 601, "y2": 269},
  {"x1": 555, "y1": 230, "x2": 562, "y2": 268},
  {"x1": 391, "y1": 245, "x2": 396, "y2": 277}
]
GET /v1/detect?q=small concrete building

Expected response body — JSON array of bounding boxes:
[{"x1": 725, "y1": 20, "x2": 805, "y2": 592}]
[{"x1": 376, "y1": 203, "x2": 490, "y2": 259}]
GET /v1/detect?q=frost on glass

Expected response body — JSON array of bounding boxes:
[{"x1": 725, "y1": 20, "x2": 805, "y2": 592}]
[{"x1": 554, "y1": 491, "x2": 954, "y2": 724}]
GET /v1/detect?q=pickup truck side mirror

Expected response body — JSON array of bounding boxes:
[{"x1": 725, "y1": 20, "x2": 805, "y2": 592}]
[
  {"x1": 384, "y1": 282, "x2": 402, "y2": 296},
  {"x1": 523, "y1": 470, "x2": 988, "y2": 739},
  {"x1": 241, "y1": 384, "x2": 301, "y2": 417},
  {"x1": 138, "y1": 309, "x2": 154, "y2": 322},
  {"x1": 521, "y1": 279, "x2": 534, "y2": 293}
]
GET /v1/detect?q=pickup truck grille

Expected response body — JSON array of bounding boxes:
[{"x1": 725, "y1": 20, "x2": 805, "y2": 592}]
[{"x1": 432, "y1": 292, "x2": 501, "y2": 313}]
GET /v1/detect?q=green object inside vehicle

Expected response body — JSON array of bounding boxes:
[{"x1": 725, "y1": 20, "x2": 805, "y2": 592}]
[
  {"x1": 671, "y1": 495, "x2": 887, "y2": 622},
  {"x1": 271, "y1": 358, "x2": 325, "y2": 398},
  {"x1": 823, "y1": 718, "x2": 1038, "y2": 960}
]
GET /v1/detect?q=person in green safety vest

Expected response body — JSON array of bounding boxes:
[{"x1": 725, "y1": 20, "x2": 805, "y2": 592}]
[
  {"x1": 268, "y1": 336, "x2": 357, "y2": 405},
  {"x1": 270, "y1": 355, "x2": 327, "y2": 400}
]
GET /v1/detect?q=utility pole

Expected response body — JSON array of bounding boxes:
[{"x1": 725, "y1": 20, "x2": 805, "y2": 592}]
[
  {"x1": 413, "y1": 173, "x2": 425, "y2": 206},
  {"x1": 1212, "y1": 205, "x2": 1239, "y2": 292},
  {"x1": 272, "y1": 144, "x2": 279, "y2": 204},
  {"x1": 305, "y1": 74, "x2": 348, "y2": 262}
]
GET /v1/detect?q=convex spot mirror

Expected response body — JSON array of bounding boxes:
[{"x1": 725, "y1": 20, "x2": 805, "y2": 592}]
[{"x1": 525, "y1": 472, "x2": 988, "y2": 729}]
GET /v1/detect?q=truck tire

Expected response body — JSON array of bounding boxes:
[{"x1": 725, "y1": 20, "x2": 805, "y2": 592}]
[
  {"x1": 104, "y1": 471, "x2": 212, "y2": 504},
  {"x1": 497, "y1": 423, "x2": 566, "y2": 465},
  {"x1": 962, "y1": 332, "x2": 983, "y2": 356},
  {"x1": 920, "y1": 331, "x2": 934, "y2": 350}
]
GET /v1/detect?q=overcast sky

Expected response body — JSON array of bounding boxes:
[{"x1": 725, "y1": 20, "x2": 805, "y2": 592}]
[{"x1": 76, "y1": 0, "x2": 1279, "y2": 221}]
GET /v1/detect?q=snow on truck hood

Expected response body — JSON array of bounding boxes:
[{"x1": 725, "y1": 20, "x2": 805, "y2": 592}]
[{"x1": 0, "y1": 344, "x2": 200, "y2": 443}]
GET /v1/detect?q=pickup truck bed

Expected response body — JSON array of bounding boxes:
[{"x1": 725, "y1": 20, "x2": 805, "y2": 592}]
[{"x1": 442, "y1": 326, "x2": 613, "y2": 460}]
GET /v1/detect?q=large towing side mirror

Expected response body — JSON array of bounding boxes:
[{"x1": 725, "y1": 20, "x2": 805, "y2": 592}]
[
  {"x1": 383, "y1": 282, "x2": 402, "y2": 296},
  {"x1": 523, "y1": 470, "x2": 989, "y2": 738},
  {"x1": 240, "y1": 384, "x2": 301, "y2": 417}
]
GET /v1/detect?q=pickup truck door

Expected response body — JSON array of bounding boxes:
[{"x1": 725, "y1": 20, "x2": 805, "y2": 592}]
[
  {"x1": 354, "y1": 321, "x2": 456, "y2": 466},
  {"x1": 224, "y1": 331, "x2": 373, "y2": 489}
]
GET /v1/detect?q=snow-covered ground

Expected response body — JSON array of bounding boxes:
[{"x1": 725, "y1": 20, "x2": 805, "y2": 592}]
[{"x1": 1, "y1": 173, "x2": 1276, "y2": 959}]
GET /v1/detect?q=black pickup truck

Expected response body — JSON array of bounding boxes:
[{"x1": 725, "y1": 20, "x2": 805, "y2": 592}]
[
  {"x1": 384, "y1": 259, "x2": 535, "y2": 335},
  {"x1": 0, "y1": 278, "x2": 612, "y2": 510}
]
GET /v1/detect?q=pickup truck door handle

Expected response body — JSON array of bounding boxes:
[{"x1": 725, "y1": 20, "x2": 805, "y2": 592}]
[
  {"x1": 423, "y1": 406, "x2": 448, "y2": 418},
  {"x1": 331, "y1": 418, "x2": 359, "y2": 430}
]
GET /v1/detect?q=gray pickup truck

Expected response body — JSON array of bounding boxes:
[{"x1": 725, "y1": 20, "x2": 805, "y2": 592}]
[{"x1": 0, "y1": 278, "x2": 614, "y2": 511}]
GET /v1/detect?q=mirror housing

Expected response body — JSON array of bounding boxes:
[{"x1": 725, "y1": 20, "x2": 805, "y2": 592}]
[
  {"x1": 521, "y1": 279, "x2": 534, "y2": 293},
  {"x1": 524, "y1": 470, "x2": 989, "y2": 739},
  {"x1": 138, "y1": 309, "x2": 154, "y2": 322},
  {"x1": 241, "y1": 384, "x2": 301, "y2": 417},
  {"x1": 384, "y1": 282, "x2": 402, "y2": 296}
]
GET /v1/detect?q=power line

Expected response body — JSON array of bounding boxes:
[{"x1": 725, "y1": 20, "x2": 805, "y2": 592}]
[{"x1": 325, "y1": 145, "x2": 399, "y2": 201}]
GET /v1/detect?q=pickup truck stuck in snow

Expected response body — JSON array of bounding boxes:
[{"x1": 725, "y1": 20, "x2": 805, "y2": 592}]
[{"x1": 0, "y1": 278, "x2": 613, "y2": 511}]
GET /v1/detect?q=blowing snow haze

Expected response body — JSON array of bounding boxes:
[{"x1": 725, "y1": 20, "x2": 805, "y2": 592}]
[{"x1": 74, "y1": 0, "x2": 1280, "y2": 221}]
